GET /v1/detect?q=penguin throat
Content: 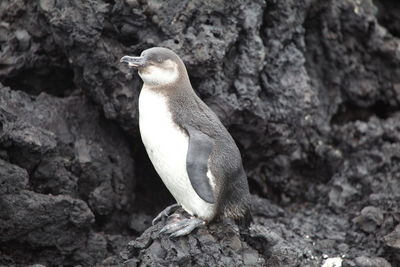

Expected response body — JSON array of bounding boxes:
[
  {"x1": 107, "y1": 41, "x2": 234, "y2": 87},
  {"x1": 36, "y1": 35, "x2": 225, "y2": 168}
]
[{"x1": 138, "y1": 60, "x2": 179, "y2": 87}]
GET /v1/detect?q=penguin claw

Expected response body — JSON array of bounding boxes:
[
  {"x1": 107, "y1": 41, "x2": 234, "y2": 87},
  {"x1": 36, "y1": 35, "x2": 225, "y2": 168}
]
[
  {"x1": 160, "y1": 217, "x2": 205, "y2": 237},
  {"x1": 168, "y1": 225, "x2": 197, "y2": 238},
  {"x1": 159, "y1": 220, "x2": 185, "y2": 234},
  {"x1": 152, "y1": 203, "x2": 181, "y2": 225}
]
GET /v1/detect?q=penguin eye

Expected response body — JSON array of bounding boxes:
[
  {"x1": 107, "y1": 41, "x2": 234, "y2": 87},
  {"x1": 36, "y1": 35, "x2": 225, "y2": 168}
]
[{"x1": 157, "y1": 58, "x2": 162, "y2": 63}]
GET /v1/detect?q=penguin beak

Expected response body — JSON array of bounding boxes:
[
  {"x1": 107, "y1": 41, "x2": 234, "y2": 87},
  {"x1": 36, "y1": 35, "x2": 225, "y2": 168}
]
[{"x1": 120, "y1": 56, "x2": 146, "y2": 68}]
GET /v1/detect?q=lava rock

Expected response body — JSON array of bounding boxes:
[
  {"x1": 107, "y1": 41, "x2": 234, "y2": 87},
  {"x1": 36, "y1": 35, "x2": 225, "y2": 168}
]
[
  {"x1": 0, "y1": 84, "x2": 136, "y2": 265},
  {"x1": 0, "y1": 0, "x2": 400, "y2": 266},
  {"x1": 0, "y1": 190, "x2": 94, "y2": 244},
  {"x1": 0, "y1": 158, "x2": 28, "y2": 194},
  {"x1": 122, "y1": 218, "x2": 267, "y2": 266},
  {"x1": 129, "y1": 213, "x2": 153, "y2": 234},
  {"x1": 384, "y1": 224, "x2": 400, "y2": 262},
  {"x1": 354, "y1": 256, "x2": 392, "y2": 267},
  {"x1": 353, "y1": 206, "x2": 385, "y2": 233}
]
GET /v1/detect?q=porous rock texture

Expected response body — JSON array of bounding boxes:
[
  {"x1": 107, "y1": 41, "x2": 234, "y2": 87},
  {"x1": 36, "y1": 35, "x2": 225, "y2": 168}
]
[{"x1": 0, "y1": 0, "x2": 400, "y2": 266}]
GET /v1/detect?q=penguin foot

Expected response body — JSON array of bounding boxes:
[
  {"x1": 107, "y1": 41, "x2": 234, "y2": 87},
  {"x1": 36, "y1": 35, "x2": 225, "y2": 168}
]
[
  {"x1": 159, "y1": 217, "x2": 205, "y2": 238},
  {"x1": 152, "y1": 203, "x2": 181, "y2": 225}
]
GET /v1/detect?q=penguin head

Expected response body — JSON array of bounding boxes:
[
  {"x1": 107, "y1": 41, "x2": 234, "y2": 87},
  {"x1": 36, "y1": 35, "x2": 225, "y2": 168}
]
[{"x1": 121, "y1": 47, "x2": 188, "y2": 87}]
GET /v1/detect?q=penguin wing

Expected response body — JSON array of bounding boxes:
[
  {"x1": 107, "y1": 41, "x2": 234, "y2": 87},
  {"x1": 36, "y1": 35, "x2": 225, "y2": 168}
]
[{"x1": 185, "y1": 125, "x2": 215, "y2": 204}]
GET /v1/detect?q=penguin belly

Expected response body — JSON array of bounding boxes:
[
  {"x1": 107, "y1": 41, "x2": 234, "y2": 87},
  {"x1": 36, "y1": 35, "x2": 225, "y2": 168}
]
[{"x1": 138, "y1": 86, "x2": 216, "y2": 220}]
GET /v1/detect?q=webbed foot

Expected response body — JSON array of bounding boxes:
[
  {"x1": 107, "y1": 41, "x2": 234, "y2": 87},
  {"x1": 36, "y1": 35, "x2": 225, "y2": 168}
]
[
  {"x1": 160, "y1": 217, "x2": 205, "y2": 238},
  {"x1": 152, "y1": 203, "x2": 181, "y2": 225}
]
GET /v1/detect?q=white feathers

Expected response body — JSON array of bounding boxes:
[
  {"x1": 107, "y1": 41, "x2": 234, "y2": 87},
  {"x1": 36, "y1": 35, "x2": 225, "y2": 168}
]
[
  {"x1": 139, "y1": 86, "x2": 216, "y2": 220},
  {"x1": 138, "y1": 60, "x2": 179, "y2": 86},
  {"x1": 206, "y1": 167, "x2": 217, "y2": 190}
]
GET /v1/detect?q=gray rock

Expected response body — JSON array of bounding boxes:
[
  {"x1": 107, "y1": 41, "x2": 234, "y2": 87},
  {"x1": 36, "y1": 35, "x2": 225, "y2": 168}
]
[
  {"x1": 122, "y1": 216, "x2": 268, "y2": 267},
  {"x1": 384, "y1": 224, "x2": 400, "y2": 262},
  {"x1": 0, "y1": 0, "x2": 399, "y2": 266},
  {"x1": 0, "y1": 85, "x2": 135, "y2": 265},
  {"x1": 0, "y1": 158, "x2": 28, "y2": 194},
  {"x1": 129, "y1": 213, "x2": 153, "y2": 234},
  {"x1": 0, "y1": 190, "x2": 94, "y2": 243},
  {"x1": 354, "y1": 256, "x2": 392, "y2": 267},
  {"x1": 353, "y1": 206, "x2": 385, "y2": 233}
]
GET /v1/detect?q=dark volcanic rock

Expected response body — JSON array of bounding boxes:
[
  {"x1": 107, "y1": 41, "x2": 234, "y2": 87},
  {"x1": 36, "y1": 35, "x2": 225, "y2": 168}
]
[
  {"x1": 384, "y1": 224, "x2": 400, "y2": 262},
  {"x1": 352, "y1": 256, "x2": 392, "y2": 267},
  {"x1": 118, "y1": 208, "x2": 318, "y2": 267},
  {"x1": 0, "y1": 190, "x2": 94, "y2": 243},
  {"x1": 122, "y1": 221, "x2": 266, "y2": 266},
  {"x1": 0, "y1": 0, "x2": 400, "y2": 266},
  {"x1": 0, "y1": 85, "x2": 135, "y2": 265},
  {"x1": 0, "y1": 158, "x2": 28, "y2": 194},
  {"x1": 353, "y1": 206, "x2": 384, "y2": 233}
]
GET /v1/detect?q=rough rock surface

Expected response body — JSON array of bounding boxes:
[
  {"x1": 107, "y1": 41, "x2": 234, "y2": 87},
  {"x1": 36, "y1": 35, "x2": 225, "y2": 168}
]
[
  {"x1": 0, "y1": 87, "x2": 135, "y2": 265},
  {"x1": 0, "y1": 0, "x2": 400, "y2": 266}
]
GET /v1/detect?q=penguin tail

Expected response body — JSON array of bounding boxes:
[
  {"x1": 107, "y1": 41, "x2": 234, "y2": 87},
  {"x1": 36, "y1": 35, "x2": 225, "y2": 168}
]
[{"x1": 235, "y1": 207, "x2": 252, "y2": 229}]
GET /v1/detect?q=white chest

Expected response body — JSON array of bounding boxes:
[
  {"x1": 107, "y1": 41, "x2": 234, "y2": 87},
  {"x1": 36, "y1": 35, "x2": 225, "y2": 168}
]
[{"x1": 138, "y1": 86, "x2": 215, "y2": 220}]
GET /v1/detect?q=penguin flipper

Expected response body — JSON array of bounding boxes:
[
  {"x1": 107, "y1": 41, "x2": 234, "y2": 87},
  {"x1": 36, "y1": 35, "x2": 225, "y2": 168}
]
[{"x1": 185, "y1": 126, "x2": 215, "y2": 204}]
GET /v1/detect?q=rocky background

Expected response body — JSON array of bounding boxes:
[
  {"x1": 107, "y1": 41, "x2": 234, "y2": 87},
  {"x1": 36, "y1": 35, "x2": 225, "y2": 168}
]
[{"x1": 0, "y1": 0, "x2": 399, "y2": 266}]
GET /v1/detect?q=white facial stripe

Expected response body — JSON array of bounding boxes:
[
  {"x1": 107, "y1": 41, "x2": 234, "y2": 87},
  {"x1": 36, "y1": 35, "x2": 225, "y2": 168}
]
[{"x1": 138, "y1": 59, "x2": 179, "y2": 86}]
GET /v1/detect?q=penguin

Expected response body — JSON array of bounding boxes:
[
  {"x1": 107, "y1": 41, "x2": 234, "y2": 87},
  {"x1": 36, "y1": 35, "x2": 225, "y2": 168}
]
[{"x1": 120, "y1": 47, "x2": 251, "y2": 237}]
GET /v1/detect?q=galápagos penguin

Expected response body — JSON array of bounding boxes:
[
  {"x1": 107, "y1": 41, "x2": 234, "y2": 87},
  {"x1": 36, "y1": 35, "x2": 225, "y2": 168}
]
[{"x1": 120, "y1": 47, "x2": 251, "y2": 237}]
